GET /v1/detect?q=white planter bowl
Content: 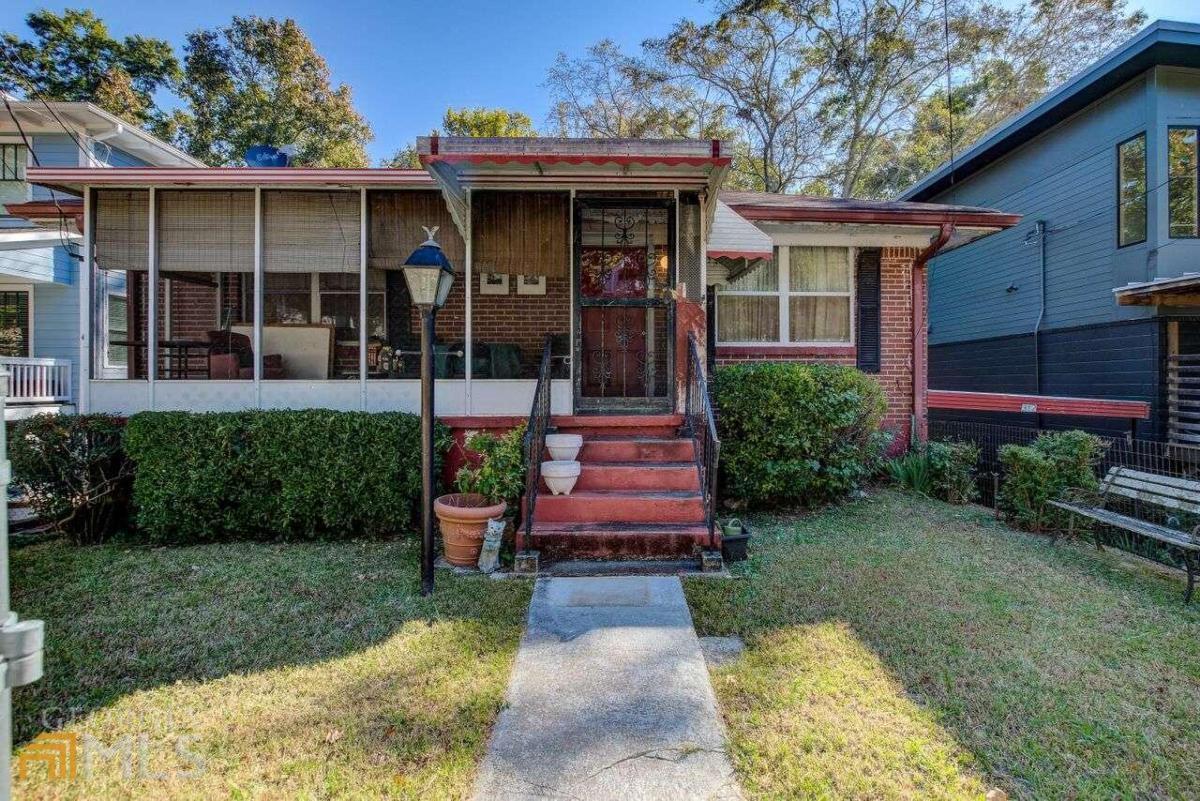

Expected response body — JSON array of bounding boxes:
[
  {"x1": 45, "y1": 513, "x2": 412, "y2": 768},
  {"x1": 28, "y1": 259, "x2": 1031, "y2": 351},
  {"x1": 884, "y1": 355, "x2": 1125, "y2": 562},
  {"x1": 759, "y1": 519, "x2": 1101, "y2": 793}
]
[
  {"x1": 545, "y1": 433, "x2": 583, "y2": 462},
  {"x1": 542, "y1": 460, "x2": 581, "y2": 495}
]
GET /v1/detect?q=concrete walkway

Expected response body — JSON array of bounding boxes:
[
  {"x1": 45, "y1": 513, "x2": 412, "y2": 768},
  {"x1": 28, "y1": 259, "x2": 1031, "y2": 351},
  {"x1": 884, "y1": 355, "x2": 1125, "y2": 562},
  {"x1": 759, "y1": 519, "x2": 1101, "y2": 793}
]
[{"x1": 473, "y1": 576, "x2": 742, "y2": 800}]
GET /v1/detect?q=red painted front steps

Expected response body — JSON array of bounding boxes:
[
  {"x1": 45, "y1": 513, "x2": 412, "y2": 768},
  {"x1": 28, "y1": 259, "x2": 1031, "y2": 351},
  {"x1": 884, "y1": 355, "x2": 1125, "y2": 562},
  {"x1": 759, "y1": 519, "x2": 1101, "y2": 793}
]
[{"x1": 526, "y1": 415, "x2": 715, "y2": 560}]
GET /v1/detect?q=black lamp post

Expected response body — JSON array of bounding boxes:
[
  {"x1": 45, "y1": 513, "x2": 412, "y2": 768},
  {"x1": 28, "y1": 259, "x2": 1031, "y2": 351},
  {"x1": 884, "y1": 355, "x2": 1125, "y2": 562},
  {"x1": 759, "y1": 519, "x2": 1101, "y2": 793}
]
[{"x1": 400, "y1": 226, "x2": 455, "y2": 596}]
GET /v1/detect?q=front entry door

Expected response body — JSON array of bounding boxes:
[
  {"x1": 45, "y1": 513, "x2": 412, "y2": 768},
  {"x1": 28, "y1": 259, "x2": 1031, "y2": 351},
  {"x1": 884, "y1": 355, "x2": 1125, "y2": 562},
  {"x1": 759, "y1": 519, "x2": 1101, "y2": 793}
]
[{"x1": 574, "y1": 200, "x2": 674, "y2": 413}]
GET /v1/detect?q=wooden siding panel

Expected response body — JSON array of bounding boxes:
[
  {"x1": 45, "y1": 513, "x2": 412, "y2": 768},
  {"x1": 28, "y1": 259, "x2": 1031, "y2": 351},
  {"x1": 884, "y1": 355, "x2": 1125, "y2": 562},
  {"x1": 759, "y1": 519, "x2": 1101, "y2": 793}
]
[
  {"x1": 930, "y1": 319, "x2": 1166, "y2": 439},
  {"x1": 368, "y1": 191, "x2": 465, "y2": 270},
  {"x1": 30, "y1": 135, "x2": 79, "y2": 201},
  {"x1": 32, "y1": 271, "x2": 81, "y2": 400},
  {"x1": 471, "y1": 191, "x2": 569, "y2": 277},
  {"x1": 926, "y1": 74, "x2": 1156, "y2": 345}
]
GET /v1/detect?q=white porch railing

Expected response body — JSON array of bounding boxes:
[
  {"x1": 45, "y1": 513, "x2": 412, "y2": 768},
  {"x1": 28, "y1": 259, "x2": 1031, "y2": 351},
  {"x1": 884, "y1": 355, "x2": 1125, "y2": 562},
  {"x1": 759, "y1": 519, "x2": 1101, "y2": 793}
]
[{"x1": 0, "y1": 357, "x2": 72, "y2": 404}]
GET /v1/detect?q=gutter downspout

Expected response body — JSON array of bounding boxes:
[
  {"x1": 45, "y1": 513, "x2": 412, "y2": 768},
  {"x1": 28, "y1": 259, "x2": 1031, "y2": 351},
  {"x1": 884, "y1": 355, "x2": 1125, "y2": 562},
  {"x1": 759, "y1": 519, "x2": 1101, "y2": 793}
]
[
  {"x1": 1034, "y1": 220, "x2": 1046, "y2": 397},
  {"x1": 911, "y1": 222, "x2": 955, "y2": 445}
]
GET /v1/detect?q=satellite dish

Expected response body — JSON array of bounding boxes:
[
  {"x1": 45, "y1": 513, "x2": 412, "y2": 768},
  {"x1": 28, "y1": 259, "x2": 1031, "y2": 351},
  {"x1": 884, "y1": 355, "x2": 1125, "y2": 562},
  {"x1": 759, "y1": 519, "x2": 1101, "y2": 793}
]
[{"x1": 244, "y1": 145, "x2": 290, "y2": 168}]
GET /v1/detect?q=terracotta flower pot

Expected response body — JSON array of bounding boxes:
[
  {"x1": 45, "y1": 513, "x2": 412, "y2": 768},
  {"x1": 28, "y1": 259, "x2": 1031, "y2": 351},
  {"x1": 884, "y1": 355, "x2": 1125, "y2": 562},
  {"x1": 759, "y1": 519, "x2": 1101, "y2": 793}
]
[{"x1": 434, "y1": 493, "x2": 507, "y2": 567}]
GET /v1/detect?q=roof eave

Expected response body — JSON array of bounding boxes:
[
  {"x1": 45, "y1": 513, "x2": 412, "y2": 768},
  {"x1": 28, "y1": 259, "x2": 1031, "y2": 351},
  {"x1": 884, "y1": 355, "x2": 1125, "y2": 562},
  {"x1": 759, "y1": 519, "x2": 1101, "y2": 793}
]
[
  {"x1": 900, "y1": 19, "x2": 1200, "y2": 201},
  {"x1": 24, "y1": 167, "x2": 439, "y2": 194},
  {"x1": 728, "y1": 204, "x2": 1021, "y2": 228}
]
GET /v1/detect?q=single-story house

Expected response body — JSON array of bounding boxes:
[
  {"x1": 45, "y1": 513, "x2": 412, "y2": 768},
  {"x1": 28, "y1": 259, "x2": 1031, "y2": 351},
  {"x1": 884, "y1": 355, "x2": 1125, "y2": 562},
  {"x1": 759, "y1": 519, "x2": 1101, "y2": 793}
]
[{"x1": 27, "y1": 135, "x2": 1016, "y2": 557}]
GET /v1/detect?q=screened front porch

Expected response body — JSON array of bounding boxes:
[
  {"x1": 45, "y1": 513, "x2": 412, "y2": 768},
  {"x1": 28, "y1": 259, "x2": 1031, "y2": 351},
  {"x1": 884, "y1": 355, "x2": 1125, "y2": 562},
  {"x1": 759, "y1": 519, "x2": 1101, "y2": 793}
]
[{"x1": 84, "y1": 186, "x2": 574, "y2": 416}]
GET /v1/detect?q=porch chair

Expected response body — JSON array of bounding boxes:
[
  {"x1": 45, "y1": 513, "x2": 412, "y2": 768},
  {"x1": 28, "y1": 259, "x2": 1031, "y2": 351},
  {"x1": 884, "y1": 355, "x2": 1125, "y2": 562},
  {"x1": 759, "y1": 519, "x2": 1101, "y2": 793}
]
[{"x1": 207, "y1": 330, "x2": 285, "y2": 380}]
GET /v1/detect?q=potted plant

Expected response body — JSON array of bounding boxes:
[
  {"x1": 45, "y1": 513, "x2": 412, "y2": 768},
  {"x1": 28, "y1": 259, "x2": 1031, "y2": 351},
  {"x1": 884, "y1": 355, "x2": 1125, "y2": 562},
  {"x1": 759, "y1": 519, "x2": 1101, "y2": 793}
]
[{"x1": 436, "y1": 424, "x2": 526, "y2": 566}]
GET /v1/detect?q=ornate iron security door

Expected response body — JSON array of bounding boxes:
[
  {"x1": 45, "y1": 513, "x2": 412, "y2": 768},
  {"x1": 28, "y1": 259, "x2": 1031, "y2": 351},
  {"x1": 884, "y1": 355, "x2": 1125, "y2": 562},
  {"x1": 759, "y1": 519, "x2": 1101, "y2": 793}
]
[{"x1": 574, "y1": 200, "x2": 675, "y2": 413}]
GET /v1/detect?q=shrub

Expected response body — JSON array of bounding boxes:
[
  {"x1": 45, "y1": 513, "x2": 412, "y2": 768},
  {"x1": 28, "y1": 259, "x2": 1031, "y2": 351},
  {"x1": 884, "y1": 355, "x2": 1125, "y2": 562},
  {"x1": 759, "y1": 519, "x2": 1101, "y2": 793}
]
[
  {"x1": 888, "y1": 440, "x2": 980, "y2": 504},
  {"x1": 887, "y1": 449, "x2": 934, "y2": 496},
  {"x1": 713, "y1": 361, "x2": 888, "y2": 507},
  {"x1": 456, "y1": 423, "x2": 527, "y2": 507},
  {"x1": 9, "y1": 414, "x2": 133, "y2": 545},
  {"x1": 124, "y1": 410, "x2": 449, "y2": 543},
  {"x1": 998, "y1": 430, "x2": 1105, "y2": 533}
]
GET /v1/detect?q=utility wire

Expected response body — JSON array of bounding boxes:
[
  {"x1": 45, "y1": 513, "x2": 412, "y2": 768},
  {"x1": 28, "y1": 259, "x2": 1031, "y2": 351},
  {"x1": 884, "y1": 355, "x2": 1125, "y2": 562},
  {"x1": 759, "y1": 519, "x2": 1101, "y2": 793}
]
[
  {"x1": 942, "y1": 0, "x2": 956, "y2": 185},
  {"x1": 1, "y1": 92, "x2": 77, "y2": 255}
]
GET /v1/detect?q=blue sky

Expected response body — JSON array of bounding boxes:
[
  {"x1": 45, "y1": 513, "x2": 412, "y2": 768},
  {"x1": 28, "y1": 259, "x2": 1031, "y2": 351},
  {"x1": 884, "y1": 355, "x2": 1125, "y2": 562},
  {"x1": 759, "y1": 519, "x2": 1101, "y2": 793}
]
[{"x1": 3, "y1": 0, "x2": 1198, "y2": 164}]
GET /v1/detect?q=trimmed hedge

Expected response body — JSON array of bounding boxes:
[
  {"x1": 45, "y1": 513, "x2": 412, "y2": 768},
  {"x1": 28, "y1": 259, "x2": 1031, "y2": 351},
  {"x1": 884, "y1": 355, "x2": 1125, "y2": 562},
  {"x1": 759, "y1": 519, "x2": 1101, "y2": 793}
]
[
  {"x1": 998, "y1": 430, "x2": 1105, "y2": 533},
  {"x1": 713, "y1": 362, "x2": 888, "y2": 507},
  {"x1": 9, "y1": 414, "x2": 133, "y2": 544},
  {"x1": 124, "y1": 410, "x2": 448, "y2": 543}
]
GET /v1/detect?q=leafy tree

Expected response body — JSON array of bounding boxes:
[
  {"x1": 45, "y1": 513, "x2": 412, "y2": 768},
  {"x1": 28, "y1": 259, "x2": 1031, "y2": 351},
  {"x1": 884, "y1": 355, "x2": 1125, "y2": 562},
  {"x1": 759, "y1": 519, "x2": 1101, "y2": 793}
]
[
  {"x1": 442, "y1": 107, "x2": 536, "y2": 137},
  {"x1": 381, "y1": 107, "x2": 537, "y2": 167},
  {"x1": 171, "y1": 16, "x2": 372, "y2": 167},
  {"x1": 545, "y1": 39, "x2": 729, "y2": 142},
  {"x1": 857, "y1": 0, "x2": 1146, "y2": 196},
  {"x1": 0, "y1": 9, "x2": 178, "y2": 127},
  {"x1": 381, "y1": 147, "x2": 422, "y2": 169},
  {"x1": 561, "y1": 0, "x2": 1145, "y2": 197},
  {"x1": 645, "y1": 2, "x2": 833, "y2": 192}
]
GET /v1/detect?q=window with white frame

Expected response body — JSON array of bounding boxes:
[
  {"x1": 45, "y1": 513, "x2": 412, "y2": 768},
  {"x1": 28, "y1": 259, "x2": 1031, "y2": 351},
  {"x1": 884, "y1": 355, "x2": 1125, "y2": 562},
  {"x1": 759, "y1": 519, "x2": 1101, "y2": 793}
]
[
  {"x1": 717, "y1": 246, "x2": 853, "y2": 344},
  {"x1": 0, "y1": 143, "x2": 28, "y2": 211},
  {"x1": 0, "y1": 288, "x2": 31, "y2": 357}
]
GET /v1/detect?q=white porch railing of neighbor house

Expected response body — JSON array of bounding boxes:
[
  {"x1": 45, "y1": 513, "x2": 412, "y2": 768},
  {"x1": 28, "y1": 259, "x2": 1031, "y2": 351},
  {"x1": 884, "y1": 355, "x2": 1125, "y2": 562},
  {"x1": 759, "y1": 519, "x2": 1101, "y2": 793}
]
[{"x1": 0, "y1": 357, "x2": 72, "y2": 404}]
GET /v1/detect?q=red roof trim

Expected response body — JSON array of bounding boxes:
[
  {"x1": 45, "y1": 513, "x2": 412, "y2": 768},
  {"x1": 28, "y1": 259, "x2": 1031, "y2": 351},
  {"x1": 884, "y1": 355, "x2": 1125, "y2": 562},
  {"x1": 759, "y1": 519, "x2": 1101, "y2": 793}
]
[
  {"x1": 421, "y1": 153, "x2": 731, "y2": 168},
  {"x1": 5, "y1": 199, "x2": 82, "y2": 214},
  {"x1": 716, "y1": 345, "x2": 855, "y2": 358},
  {"x1": 26, "y1": 167, "x2": 437, "y2": 187},
  {"x1": 927, "y1": 390, "x2": 1150, "y2": 419},
  {"x1": 708, "y1": 249, "x2": 773, "y2": 260},
  {"x1": 4, "y1": 199, "x2": 84, "y2": 228},
  {"x1": 727, "y1": 204, "x2": 1021, "y2": 228}
]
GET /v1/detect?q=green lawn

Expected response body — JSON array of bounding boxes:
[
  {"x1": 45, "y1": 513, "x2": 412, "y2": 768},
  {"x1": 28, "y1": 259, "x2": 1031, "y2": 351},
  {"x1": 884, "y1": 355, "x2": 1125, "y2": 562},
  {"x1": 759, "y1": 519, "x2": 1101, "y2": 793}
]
[
  {"x1": 685, "y1": 490, "x2": 1200, "y2": 800},
  {"x1": 10, "y1": 538, "x2": 531, "y2": 800}
]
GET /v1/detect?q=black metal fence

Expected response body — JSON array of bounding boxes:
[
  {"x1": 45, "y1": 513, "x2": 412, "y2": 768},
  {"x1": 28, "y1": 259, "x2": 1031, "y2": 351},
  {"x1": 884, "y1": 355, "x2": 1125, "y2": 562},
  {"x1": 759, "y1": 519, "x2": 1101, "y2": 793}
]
[{"x1": 929, "y1": 418, "x2": 1200, "y2": 569}]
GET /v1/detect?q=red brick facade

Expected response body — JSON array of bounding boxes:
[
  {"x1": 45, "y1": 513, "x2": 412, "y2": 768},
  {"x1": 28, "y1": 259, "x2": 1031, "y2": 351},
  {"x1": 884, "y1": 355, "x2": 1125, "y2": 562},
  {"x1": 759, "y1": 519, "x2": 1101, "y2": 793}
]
[
  {"x1": 138, "y1": 249, "x2": 923, "y2": 452},
  {"x1": 409, "y1": 275, "x2": 571, "y2": 376},
  {"x1": 713, "y1": 246, "x2": 919, "y2": 452}
]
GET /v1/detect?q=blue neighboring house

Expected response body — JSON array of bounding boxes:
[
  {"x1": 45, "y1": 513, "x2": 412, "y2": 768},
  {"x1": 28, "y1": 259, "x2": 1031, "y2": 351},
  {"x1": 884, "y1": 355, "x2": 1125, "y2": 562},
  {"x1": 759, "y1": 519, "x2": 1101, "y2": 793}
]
[
  {"x1": 0, "y1": 97, "x2": 201, "y2": 419},
  {"x1": 900, "y1": 20, "x2": 1200, "y2": 444}
]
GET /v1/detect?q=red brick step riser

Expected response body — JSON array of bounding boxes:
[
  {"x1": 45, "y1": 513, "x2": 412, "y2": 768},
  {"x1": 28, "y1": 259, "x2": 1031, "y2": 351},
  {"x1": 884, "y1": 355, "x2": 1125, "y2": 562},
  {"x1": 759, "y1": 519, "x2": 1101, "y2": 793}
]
[
  {"x1": 528, "y1": 526, "x2": 711, "y2": 559},
  {"x1": 534, "y1": 492, "x2": 706, "y2": 524},
  {"x1": 547, "y1": 463, "x2": 700, "y2": 493},
  {"x1": 575, "y1": 439, "x2": 695, "y2": 463}
]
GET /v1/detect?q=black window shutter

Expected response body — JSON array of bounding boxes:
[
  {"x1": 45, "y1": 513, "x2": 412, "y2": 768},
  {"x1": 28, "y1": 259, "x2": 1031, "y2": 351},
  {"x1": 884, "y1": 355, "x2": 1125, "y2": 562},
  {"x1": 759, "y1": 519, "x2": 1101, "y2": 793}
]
[{"x1": 856, "y1": 248, "x2": 882, "y2": 373}]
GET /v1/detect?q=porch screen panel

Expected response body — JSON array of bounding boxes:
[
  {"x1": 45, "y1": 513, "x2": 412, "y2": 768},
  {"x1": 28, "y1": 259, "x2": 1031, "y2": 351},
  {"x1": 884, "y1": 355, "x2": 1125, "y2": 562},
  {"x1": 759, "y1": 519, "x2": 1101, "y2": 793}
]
[
  {"x1": 471, "y1": 191, "x2": 568, "y2": 276},
  {"x1": 94, "y1": 189, "x2": 149, "y2": 272},
  {"x1": 263, "y1": 190, "x2": 361, "y2": 273},
  {"x1": 678, "y1": 192, "x2": 702, "y2": 301},
  {"x1": 94, "y1": 190, "x2": 149, "y2": 378},
  {"x1": 157, "y1": 190, "x2": 254, "y2": 273},
  {"x1": 368, "y1": 190, "x2": 465, "y2": 270}
]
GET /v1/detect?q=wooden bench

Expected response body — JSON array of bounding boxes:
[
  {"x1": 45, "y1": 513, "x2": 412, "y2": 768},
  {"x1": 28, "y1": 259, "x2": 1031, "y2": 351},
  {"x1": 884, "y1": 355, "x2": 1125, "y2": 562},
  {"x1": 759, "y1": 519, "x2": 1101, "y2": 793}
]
[{"x1": 1049, "y1": 467, "x2": 1200, "y2": 602}]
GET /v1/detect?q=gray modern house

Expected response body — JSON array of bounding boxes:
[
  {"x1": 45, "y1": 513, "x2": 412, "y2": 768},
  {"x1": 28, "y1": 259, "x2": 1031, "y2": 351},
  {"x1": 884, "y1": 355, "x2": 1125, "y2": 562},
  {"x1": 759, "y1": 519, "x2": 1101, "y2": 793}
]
[{"x1": 901, "y1": 20, "x2": 1200, "y2": 443}]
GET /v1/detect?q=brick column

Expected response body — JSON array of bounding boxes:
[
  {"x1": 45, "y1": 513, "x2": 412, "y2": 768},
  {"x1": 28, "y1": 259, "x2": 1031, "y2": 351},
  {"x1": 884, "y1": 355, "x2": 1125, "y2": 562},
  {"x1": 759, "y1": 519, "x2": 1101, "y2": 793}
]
[
  {"x1": 675, "y1": 297, "x2": 706, "y2": 412},
  {"x1": 881, "y1": 247, "x2": 918, "y2": 452}
]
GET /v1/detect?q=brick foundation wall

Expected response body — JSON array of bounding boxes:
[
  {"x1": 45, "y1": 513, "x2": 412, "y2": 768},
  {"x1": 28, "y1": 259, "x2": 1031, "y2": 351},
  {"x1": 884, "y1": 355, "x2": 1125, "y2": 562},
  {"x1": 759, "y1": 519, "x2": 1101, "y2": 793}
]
[{"x1": 712, "y1": 246, "x2": 918, "y2": 452}]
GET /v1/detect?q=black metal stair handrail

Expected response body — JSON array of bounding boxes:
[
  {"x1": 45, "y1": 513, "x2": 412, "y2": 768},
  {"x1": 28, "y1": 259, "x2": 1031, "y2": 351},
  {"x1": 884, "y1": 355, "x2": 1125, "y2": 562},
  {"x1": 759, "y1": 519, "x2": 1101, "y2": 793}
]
[
  {"x1": 684, "y1": 332, "x2": 721, "y2": 550},
  {"x1": 522, "y1": 335, "x2": 554, "y2": 552}
]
